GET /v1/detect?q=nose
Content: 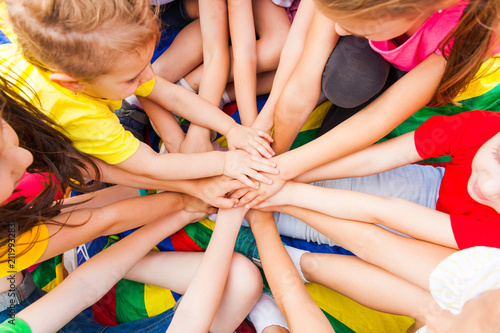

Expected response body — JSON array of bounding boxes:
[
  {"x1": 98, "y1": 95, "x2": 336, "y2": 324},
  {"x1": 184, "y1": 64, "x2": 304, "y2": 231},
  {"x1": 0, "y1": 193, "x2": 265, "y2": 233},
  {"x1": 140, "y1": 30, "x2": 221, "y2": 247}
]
[
  {"x1": 141, "y1": 64, "x2": 155, "y2": 84},
  {"x1": 335, "y1": 23, "x2": 352, "y2": 36}
]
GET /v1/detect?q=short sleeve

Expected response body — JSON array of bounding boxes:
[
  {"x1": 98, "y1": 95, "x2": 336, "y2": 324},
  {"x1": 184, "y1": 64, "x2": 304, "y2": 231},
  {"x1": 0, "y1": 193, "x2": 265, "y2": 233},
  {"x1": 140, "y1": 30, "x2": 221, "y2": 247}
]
[
  {"x1": 0, "y1": 224, "x2": 49, "y2": 278},
  {"x1": 414, "y1": 111, "x2": 500, "y2": 160},
  {"x1": 0, "y1": 318, "x2": 32, "y2": 333},
  {"x1": 55, "y1": 101, "x2": 141, "y2": 165},
  {"x1": 135, "y1": 77, "x2": 155, "y2": 97},
  {"x1": 450, "y1": 214, "x2": 500, "y2": 249}
]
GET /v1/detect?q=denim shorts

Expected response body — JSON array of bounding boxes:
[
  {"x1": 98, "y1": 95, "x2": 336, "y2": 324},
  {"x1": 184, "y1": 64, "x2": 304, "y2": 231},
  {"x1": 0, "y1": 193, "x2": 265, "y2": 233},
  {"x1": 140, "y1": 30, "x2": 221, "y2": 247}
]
[{"x1": 0, "y1": 272, "x2": 176, "y2": 332}]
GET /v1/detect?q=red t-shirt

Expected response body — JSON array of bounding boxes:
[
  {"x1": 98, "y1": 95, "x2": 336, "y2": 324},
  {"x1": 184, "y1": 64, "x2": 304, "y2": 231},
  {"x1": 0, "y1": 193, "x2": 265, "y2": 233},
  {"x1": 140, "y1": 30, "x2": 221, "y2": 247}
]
[{"x1": 415, "y1": 111, "x2": 500, "y2": 249}]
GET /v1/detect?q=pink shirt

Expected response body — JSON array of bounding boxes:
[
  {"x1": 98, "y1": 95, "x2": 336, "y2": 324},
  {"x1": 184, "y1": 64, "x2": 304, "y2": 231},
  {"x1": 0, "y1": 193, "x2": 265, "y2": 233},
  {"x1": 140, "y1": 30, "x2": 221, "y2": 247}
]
[{"x1": 369, "y1": 1, "x2": 468, "y2": 71}]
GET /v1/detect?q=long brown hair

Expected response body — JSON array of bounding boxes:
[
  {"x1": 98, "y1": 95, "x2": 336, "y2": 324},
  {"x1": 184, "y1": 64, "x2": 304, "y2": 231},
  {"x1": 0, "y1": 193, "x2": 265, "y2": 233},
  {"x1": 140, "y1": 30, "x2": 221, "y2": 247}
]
[
  {"x1": 0, "y1": 74, "x2": 101, "y2": 260},
  {"x1": 314, "y1": 0, "x2": 500, "y2": 107}
]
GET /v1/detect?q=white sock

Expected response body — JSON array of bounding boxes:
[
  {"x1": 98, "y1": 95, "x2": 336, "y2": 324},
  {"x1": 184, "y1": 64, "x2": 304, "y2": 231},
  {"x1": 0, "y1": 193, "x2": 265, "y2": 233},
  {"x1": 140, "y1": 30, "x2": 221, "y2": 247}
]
[
  {"x1": 249, "y1": 293, "x2": 289, "y2": 333},
  {"x1": 219, "y1": 90, "x2": 231, "y2": 109},
  {"x1": 176, "y1": 78, "x2": 196, "y2": 93},
  {"x1": 284, "y1": 245, "x2": 310, "y2": 283},
  {"x1": 125, "y1": 94, "x2": 143, "y2": 109}
]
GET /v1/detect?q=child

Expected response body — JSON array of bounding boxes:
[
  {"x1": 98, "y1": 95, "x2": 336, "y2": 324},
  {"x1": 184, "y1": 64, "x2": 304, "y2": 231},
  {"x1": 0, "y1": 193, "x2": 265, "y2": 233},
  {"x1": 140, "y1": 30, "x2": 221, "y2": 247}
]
[
  {"x1": 253, "y1": 110, "x2": 500, "y2": 328},
  {"x1": 152, "y1": 0, "x2": 291, "y2": 153},
  {"x1": 0, "y1": 75, "x2": 262, "y2": 332},
  {"x1": 1, "y1": 0, "x2": 277, "y2": 191},
  {"x1": 238, "y1": 0, "x2": 500, "y2": 206}
]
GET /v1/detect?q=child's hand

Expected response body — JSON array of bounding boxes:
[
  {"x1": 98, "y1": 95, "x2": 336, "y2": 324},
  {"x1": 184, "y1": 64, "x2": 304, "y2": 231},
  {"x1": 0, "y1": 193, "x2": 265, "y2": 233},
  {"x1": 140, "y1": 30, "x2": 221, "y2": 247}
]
[
  {"x1": 236, "y1": 173, "x2": 287, "y2": 208},
  {"x1": 182, "y1": 194, "x2": 218, "y2": 216},
  {"x1": 193, "y1": 176, "x2": 247, "y2": 209},
  {"x1": 225, "y1": 124, "x2": 275, "y2": 158},
  {"x1": 223, "y1": 150, "x2": 279, "y2": 189}
]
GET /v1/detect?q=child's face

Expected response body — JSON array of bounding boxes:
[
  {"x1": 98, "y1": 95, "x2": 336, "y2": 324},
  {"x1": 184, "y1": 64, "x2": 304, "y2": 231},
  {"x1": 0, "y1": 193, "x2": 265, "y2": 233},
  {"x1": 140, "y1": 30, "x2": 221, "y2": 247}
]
[
  {"x1": 0, "y1": 119, "x2": 33, "y2": 202},
  {"x1": 319, "y1": 9, "x2": 427, "y2": 41},
  {"x1": 468, "y1": 132, "x2": 500, "y2": 213},
  {"x1": 80, "y1": 41, "x2": 156, "y2": 101}
]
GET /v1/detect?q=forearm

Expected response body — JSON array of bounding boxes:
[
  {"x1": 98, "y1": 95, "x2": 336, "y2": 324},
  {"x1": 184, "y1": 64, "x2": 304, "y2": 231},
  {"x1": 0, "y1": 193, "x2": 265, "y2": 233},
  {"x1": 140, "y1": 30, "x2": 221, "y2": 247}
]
[
  {"x1": 19, "y1": 211, "x2": 190, "y2": 333},
  {"x1": 294, "y1": 132, "x2": 420, "y2": 183},
  {"x1": 138, "y1": 96, "x2": 185, "y2": 153},
  {"x1": 275, "y1": 54, "x2": 446, "y2": 180},
  {"x1": 149, "y1": 77, "x2": 236, "y2": 136},
  {"x1": 198, "y1": 0, "x2": 230, "y2": 106},
  {"x1": 261, "y1": 0, "x2": 315, "y2": 114},
  {"x1": 167, "y1": 207, "x2": 247, "y2": 332},
  {"x1": 116, "y1": 143, "x2": 227, "y2": 180},
  {"x1": 228, "y1": 0, "x2": 258, "y2": 126},
  {"x1": 249, "y1": 211, "x2": 333, "y2": 333}
]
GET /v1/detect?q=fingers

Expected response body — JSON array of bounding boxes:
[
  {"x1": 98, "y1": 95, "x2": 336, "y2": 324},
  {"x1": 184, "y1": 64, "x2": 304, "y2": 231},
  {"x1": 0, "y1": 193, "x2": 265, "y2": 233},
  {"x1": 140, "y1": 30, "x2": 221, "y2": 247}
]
[
  {"x1": 257, "y1": 130, "x2": 274, "y2": 144},
  {"x1": 236, "y1": 190, "x2": 259, "y2": 208},
  {"x1": 245, "y1": 195, "x2": 266, "y2": 209},
  {"x1": 249, "y1": 137, "x2": 274, "y2": 158},
  {"x1": 213, "y1": 196, "x2": 239, "y2": 209},
  {"x1": 250, "y1": 155, "x2": 279, "y2": 175},
  {"x1": 223, "y1": 179, "x2": 248, "y2": 194},
  {"x1": 230, "y1": 187, "x2": 251, "y2": 199},
  {"x1": 237, "y1": 174, "x2": 260, "y2": 189}
]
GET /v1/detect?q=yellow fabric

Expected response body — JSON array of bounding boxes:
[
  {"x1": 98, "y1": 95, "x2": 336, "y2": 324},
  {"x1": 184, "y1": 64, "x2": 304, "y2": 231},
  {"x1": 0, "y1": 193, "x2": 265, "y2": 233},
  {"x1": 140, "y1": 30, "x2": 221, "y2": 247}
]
[
  {"x1": 0, "y1": 10, "x2": 155, "y2": 164},
  {"x1": 40, "y1": 261, "x2": 64, "y2": 292},
  {"x1": 135, "y1": 77, "x2": 155, "y2": 97},
  {"x1": 454, "y1": 55, "x2": 500, "y2": 101},
  {"x1": 0, "y1": 224, "x2": 49, "y2": 278}
]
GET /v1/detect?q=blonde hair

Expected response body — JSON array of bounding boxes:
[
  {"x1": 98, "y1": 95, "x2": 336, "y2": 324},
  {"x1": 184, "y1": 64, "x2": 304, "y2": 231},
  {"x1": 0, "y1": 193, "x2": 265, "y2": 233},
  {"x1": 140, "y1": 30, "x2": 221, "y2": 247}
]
[
  {"x1": 5, "y1": 0, "x2": 160, "y2": 81},
  {"x1": 314, "y1": 0, "x2": 500, "y2": 107}
]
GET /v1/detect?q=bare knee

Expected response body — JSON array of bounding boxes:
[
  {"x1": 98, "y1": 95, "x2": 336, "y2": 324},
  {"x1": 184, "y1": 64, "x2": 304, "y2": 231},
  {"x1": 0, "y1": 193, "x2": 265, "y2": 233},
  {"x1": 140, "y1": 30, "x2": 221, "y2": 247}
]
[{"x1": 227, "y1": 253, "x2": 263, "y2": 302}]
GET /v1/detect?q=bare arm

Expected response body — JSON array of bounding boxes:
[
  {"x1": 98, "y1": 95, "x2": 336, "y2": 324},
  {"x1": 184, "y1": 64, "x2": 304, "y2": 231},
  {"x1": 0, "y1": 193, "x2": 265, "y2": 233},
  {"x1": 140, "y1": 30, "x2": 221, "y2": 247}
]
[
  {"x1": 262, "y1": 181, "x2": 458, "y2": 248},
  {"x1": 227, "y1": 0, "x2": 258, "y2": 126},
  {"x1": 246, "y1": 211, "x2": 334, "y2": 333},
  {"x1": 167, "y1": 207, "x2": 248, "y2": 332},
  {"x1": 19, "y1": 210, "x2": 196, "y2": 333},
  {"x1": 115, "y1": 141, "x2": 278, "y2": 188},
  {"x1": 39, "y1": 191, "x2": 209, "y2": 263},
  {"x1": 272, "y1": 9, "x2": 338, "y2": 155},
  {"x1": 147, "y1": 75, "x2": 274, "y2": 157},
  {"x1": 294, "y1": 131, "x2": 420, "y2": 183},
  {"x1": 241, "y1": 54, "x2": 446, "y2": 207},
  {"x1": 252, "y1": 0, "x2": 317, "y2": 134}
]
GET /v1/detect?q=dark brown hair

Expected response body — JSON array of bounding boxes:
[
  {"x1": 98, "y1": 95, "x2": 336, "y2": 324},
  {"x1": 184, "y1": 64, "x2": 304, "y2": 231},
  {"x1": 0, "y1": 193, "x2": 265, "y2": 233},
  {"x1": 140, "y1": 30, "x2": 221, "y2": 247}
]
[{"x1": 0, "y1": 73, "x2": 101, "y2": 260}]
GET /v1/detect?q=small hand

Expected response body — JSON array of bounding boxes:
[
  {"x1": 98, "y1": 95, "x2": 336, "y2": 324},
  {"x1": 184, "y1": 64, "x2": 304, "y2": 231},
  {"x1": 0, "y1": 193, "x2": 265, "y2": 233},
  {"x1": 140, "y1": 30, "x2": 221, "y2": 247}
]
[
  {"x1": 223, "y1": 150, "x2": 279, "y2": 189},
  {"x1": 195, "y1": 176, "x2": 247, "y2": 209},
  {"x1": 226, "y1": 124, "x2": 275, "y2": 158},
  {"x1": 251, "y1": 112, "x2": 273, "y2": 138},
  {"x1": 236, "y1": 173, "x2": 286, "y2": 208}
]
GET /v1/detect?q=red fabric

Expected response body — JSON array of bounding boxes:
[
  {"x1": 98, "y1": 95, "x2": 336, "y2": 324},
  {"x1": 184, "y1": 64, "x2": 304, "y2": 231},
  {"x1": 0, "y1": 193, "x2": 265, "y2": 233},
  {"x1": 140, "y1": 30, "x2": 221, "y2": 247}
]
[
  {"x1": 170, "y1": 229, "x2": 204, "y2": 252},
  {"x1": 236, "y1": 319, "x2": 257, "y2": 333},
  {"x1": 92, "y1": 285, "x2": 119, "y2": 326},
  {"x1": 415, "y1": 111, "x2": 500, "y2": 249}
]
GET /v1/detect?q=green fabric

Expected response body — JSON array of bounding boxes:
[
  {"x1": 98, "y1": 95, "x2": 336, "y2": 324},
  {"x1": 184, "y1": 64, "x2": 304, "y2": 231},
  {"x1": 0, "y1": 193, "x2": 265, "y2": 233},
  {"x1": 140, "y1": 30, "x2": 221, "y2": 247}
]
[
  {"x1": 323, "y1": 310, "x2": 355, "y2": 333},
  {"x1": 31, "y1": 255, "x2": 62, "y2": 289},
  {"x1": 382, "y1": 84, "x2": 500, "y2": 163},
  {"x1": 116, "y1": 279, "x2": 149, "y2": 324},
  {"x1": 0, "y1": 318, "x2": 31, "y2": 332}
]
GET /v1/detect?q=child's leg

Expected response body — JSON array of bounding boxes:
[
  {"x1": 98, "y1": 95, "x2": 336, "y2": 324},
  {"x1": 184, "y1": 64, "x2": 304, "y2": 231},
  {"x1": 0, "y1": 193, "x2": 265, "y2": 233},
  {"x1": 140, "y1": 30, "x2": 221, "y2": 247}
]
[
  {"x1": 280, "y1": 206, "x2": 456, "y2": 290},
  {"x1": 124, "y1": 251, "x2": 262, "y2": 333},
  {"x1": 153, "y1": 19, "x2": 204, "y2": 83},
  {"x1": 300, "y1": 252, "x2": 433, "y2": 325},
  {"x1": 252, "y1": 0, "x2": 291, "y2": 74}
]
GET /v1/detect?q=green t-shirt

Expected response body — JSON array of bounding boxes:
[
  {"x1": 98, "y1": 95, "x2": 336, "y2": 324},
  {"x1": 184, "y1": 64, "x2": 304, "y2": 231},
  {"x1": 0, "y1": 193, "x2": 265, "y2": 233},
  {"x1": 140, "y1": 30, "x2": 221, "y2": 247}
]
[{"x1": 0, "y1": 318, "x2": 31, "y2": 332}]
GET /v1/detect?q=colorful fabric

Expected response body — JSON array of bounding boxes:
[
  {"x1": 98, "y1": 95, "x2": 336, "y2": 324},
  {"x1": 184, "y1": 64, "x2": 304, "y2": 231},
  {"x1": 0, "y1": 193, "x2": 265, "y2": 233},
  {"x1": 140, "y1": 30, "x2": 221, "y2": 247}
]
[
  {"x1": 369, "y1": 1, "x2": 467, "y2": 71},
  {"x1": 0, "y1": 318, "x2": 31, "y2": 333},
  {"x1": 383, "y1": 54, "x2": 500, "y2": 163},
  {"x1": 415, "y1": 111, "x2": 500, "y2": 249}
]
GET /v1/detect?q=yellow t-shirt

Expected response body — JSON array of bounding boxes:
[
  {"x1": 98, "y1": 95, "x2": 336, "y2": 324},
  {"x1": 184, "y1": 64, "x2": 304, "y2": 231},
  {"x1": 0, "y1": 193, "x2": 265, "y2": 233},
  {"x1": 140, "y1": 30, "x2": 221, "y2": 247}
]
[
  {"x1": 0, "y1": 224, "x2": 49, "y2": 278},
  {"x1": 0, "y1": 7, "x2": 155, "y2": 164}
]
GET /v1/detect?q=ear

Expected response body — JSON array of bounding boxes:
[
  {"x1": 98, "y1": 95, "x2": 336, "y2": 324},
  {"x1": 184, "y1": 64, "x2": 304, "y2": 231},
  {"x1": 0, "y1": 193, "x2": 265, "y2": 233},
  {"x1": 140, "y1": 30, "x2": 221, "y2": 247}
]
[{"x1": 49, "y1": 73, "x2": 85, "y2": 93}]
